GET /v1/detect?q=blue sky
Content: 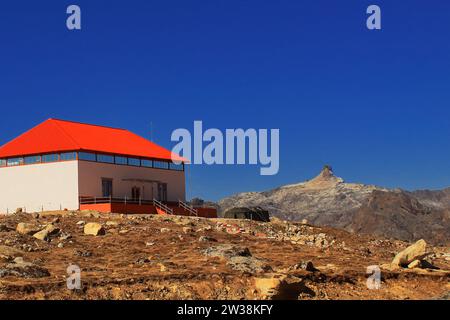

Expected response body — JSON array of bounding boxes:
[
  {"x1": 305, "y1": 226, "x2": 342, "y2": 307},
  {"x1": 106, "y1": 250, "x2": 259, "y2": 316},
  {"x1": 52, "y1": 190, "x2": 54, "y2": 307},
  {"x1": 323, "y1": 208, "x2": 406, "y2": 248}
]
[{"x1": 1, "y1": 1, "x2": 449, "y2": 200}]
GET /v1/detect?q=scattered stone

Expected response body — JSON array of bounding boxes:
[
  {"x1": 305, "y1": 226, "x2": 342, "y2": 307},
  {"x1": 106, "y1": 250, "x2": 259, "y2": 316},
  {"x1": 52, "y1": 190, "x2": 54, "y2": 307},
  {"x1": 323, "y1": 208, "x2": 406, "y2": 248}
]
[
  {"x1": 203, "y1": 245, "x2": 271, "y2": 273},
  {"x1": 84, "y1": 223, "x2": 105, "y2": 236},
  {"x1": 160, "y1": 228, "x2": 170, "y2": 233},
  {"x1": 74, "y1": 250, "x2": 92, "y2": 257},
  {"x1": 145, "y1": 242, "x2": 155, "y2": 247},
  {"x1": 203, "y1": 245, "x2": 252, "y2": 259},
  {"x1": 158, "y1": 263, "x2": 168, "y2": 272},
  {"x1": 392, "y1": 239, "x2": 428, "y2": 267},
  {"x1": 76, "y1": 220, "x2": 86, "y2": 225},
  {"x1": 59, "y1": 232, "x2": 72, "y2": 241},
  {"x1": 57, "y1": 243, "x2": 64, "y2": 248},
  {"x1": 290, "y1": 260, "x2": 317, "y2": 272},
  {"x1": 51, "y1": 217, "x2": 60, "y2": 224},
  {"x1": 198, "y1": 236, "x2": 217, "y2": 242},
  {"x1": 16, "y1": 223, "x2": 41, "y2": 235},
  {"x1": 0, "y1": 224, "x2": 12, "y2": 232},
  {"x1": 0, "y1": 257, "x2": 50, "y2": 278},
  {"x1": 119, "y1": 229, "x2": 129, "y2": 234},
  {"x1": 227, "y1": 256, "x2": 272, "y2": 274},
  {"x1": 182, "y1": 227, "x2": 193, "y2": 234},
  {"x1": 0, "y1": 245, "x2": 23, "y2": 262},
  {"x1": 106, "y1": 221, "x2": 119, "y2": 226},
  {"x1": 15, "y1": 208, "x2": 23, "y2": 214},
  {"x1": 136, "y1": 257, "x2": 150, "y2": 265},
  {"x1": 31, "y1": 213, "x2": 40, "y2": 219},
  {"x1": 21, "y1": 244, "x2": 33, "y2": 253}
]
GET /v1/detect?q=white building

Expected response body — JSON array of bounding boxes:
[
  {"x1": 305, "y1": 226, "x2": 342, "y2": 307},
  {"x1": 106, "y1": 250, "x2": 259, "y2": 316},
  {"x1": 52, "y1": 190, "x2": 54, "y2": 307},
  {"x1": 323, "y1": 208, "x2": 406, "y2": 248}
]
[{"x1": 0, "y1": 119, "x2": 193, "y2": 215}]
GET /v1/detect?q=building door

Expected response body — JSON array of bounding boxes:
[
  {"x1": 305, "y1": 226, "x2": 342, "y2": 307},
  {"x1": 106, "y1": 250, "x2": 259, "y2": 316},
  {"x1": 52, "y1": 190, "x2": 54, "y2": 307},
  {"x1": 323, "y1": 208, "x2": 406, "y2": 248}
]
[
  {"x1": 157, "y1": 183, "x2": 167, "y2": 202},
  {"x1": 102, "y1": 178, "x2": 113, "y2": 197},
  {"x1": 131, "y1": 186, "x2": 141, "y2": 201}
]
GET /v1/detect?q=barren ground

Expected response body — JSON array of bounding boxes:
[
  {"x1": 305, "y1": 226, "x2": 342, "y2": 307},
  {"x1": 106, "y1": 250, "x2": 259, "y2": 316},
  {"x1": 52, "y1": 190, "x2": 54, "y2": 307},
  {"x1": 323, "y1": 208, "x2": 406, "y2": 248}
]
[{"x1": 0, "y1": 211, "x2": 449, "y2": 300}]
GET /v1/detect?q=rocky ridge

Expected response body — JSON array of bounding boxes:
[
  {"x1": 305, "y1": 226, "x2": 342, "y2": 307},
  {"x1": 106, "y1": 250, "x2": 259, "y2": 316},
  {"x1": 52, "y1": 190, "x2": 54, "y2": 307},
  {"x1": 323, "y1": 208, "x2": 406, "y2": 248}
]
[{"x1": 218, "y1": 166, "x2": 450, "y2": 244}]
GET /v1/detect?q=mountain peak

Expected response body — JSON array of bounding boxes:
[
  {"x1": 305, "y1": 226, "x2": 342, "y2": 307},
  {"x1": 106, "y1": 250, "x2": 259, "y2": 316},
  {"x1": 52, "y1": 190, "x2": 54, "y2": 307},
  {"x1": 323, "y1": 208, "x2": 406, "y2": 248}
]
[
  {"x1": 318, "y1": 165, "x2": 335, "y2": 179},
  {"x1": 305, "y1": 165, "x2": 344, "y2": 188}
]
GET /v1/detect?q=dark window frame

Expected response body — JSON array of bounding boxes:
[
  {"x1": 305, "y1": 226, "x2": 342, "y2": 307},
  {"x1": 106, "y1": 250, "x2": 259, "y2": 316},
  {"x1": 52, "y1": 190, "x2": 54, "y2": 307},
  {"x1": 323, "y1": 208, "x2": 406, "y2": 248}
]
[{"x1": 101, "y1": 178, "x2": 113, "y2": 197}]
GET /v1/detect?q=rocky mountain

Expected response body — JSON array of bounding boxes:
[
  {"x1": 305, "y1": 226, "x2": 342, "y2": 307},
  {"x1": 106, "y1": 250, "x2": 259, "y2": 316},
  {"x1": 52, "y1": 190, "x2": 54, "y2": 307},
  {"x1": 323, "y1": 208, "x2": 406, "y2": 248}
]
[{"x1": 218, "y1": 166, "x2": 450, "y2": 245}]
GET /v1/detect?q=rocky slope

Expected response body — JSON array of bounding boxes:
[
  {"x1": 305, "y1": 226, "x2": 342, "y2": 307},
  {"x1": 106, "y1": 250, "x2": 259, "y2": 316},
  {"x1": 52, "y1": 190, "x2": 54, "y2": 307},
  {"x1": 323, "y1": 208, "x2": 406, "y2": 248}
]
[
  {"x1": 218, "y1": 166, "x2": 450, "y2": 244},
  {"x1": 0, "y1": 210, "x2": 448, "y2": 300}
]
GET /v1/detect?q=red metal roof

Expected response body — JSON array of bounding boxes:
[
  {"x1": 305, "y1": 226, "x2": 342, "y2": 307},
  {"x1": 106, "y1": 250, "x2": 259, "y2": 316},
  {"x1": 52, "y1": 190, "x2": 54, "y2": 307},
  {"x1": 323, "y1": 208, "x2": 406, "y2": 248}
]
[{"x1": 0, "y1": 119, "x2": 185, "y2": 162}]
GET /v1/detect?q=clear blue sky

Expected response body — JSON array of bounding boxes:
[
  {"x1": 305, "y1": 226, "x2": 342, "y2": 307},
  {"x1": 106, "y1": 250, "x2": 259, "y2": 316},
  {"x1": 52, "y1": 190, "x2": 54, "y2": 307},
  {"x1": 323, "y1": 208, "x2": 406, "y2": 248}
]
[{"x1": 1, "y1": 1, "x2": 449, "y2": 201}]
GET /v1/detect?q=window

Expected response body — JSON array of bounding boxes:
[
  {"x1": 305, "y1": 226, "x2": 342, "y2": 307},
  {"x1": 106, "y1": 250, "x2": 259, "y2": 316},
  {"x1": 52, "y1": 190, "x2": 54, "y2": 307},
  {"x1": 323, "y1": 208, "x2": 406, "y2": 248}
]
[
  {"x1": 0, "y1": 159, "x2": 6, "y2": 167},
  {"x1": 102, "y1": 178, "x2": 113, "y2": 197},
  {"x1": 60, "y1": 152, "x2": 77, "y2": 161},
  {"x1": 42, "y1": 154, "x2": 59, "y2": 163},
  {"x1": 115, "y1": 156, "x2": 127, "y2": 165},
  {"x1": 7, "y1": 158, "x2": 24, "y2": 166},
  {"x1": 24, "y1": 156, "x2": 41, "y2": 165},
  {"x1": 170, "y1": 162, "x2": 184, "y2": 171},
  {"x1": 141, "y1": 159, "x2": 153, "y2": 167},
  {"x1": 97, "y1": 154, "x2": 114, "y2": 164},
  {"x1": 154, "y1": 161, "x2": 169, "y2": 169},
  {"x1": 128, "y1": 158, "x2": 140, "y2": 166},
  {"x1": 78, "y1": 152, "x2": 96, "y2": 161}
]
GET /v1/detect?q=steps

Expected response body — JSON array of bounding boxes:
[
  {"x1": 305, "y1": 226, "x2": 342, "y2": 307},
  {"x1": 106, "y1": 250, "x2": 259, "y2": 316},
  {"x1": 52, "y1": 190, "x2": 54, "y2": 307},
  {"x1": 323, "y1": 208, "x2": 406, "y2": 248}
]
[
  {"x1": 153, "y1": 199, "x2": 173, "y2": 215},
  {"x1": 178, "y1": 200, "x2": 198, "y2": 216}
]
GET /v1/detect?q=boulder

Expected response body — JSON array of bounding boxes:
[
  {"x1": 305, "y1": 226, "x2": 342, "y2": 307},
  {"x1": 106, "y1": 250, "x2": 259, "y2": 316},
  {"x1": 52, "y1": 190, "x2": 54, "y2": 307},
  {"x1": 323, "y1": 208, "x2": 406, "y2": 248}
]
[
  {"x1": 16, "y1": 223, "x2": 41, "y2": 235},
  {"x1": 391, "y1": 239, "x2": 428, "y2": 267},
  {"x1": 33, "y1": 224, "x2": 60, "y2": 241},
  {"x1": 84, "y1": 223, "x2": 105, "y2": 236}
]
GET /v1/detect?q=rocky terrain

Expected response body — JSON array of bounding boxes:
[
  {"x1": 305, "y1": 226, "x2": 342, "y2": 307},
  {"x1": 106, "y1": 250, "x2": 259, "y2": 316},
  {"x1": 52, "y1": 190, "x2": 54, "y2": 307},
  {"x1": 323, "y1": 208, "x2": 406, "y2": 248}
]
[
  {"x1": 218, "y1": 166, "x2": 450, "y2": 245},
  {"x1": 0, "y1": 210, "x2": 449, "y2": 300}
]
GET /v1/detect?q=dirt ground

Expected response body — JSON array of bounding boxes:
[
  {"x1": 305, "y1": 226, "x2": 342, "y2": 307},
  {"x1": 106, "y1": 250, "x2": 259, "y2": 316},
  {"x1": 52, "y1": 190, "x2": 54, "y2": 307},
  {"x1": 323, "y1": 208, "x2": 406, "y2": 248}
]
[{"x1": 0, "y1": 210, "x2": 448, "y2": 300}]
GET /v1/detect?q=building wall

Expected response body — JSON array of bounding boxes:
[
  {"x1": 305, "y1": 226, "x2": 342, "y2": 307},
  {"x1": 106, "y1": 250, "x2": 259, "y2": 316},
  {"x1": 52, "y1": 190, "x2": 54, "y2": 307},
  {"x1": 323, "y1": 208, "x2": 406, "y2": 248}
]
[
  {"x1": 0, "y1": 161, "x2": 79, "y2": 213},
  {"x1": 77, "y1": 161, "x2": 186, "y2": 202}
]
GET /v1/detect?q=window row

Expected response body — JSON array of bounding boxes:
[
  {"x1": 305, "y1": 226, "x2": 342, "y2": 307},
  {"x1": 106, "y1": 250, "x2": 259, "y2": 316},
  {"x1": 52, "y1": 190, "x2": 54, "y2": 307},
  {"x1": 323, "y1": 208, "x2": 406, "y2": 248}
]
[
  {"x1": 0, "y1": 152, "x2": 184, "y2": 171},
  {"x1": 0, "y1": 152, "x2": 77, "y2": 167},
  {"x1": 78, "y1": 152, "x2": 183, "y2": 170}
]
